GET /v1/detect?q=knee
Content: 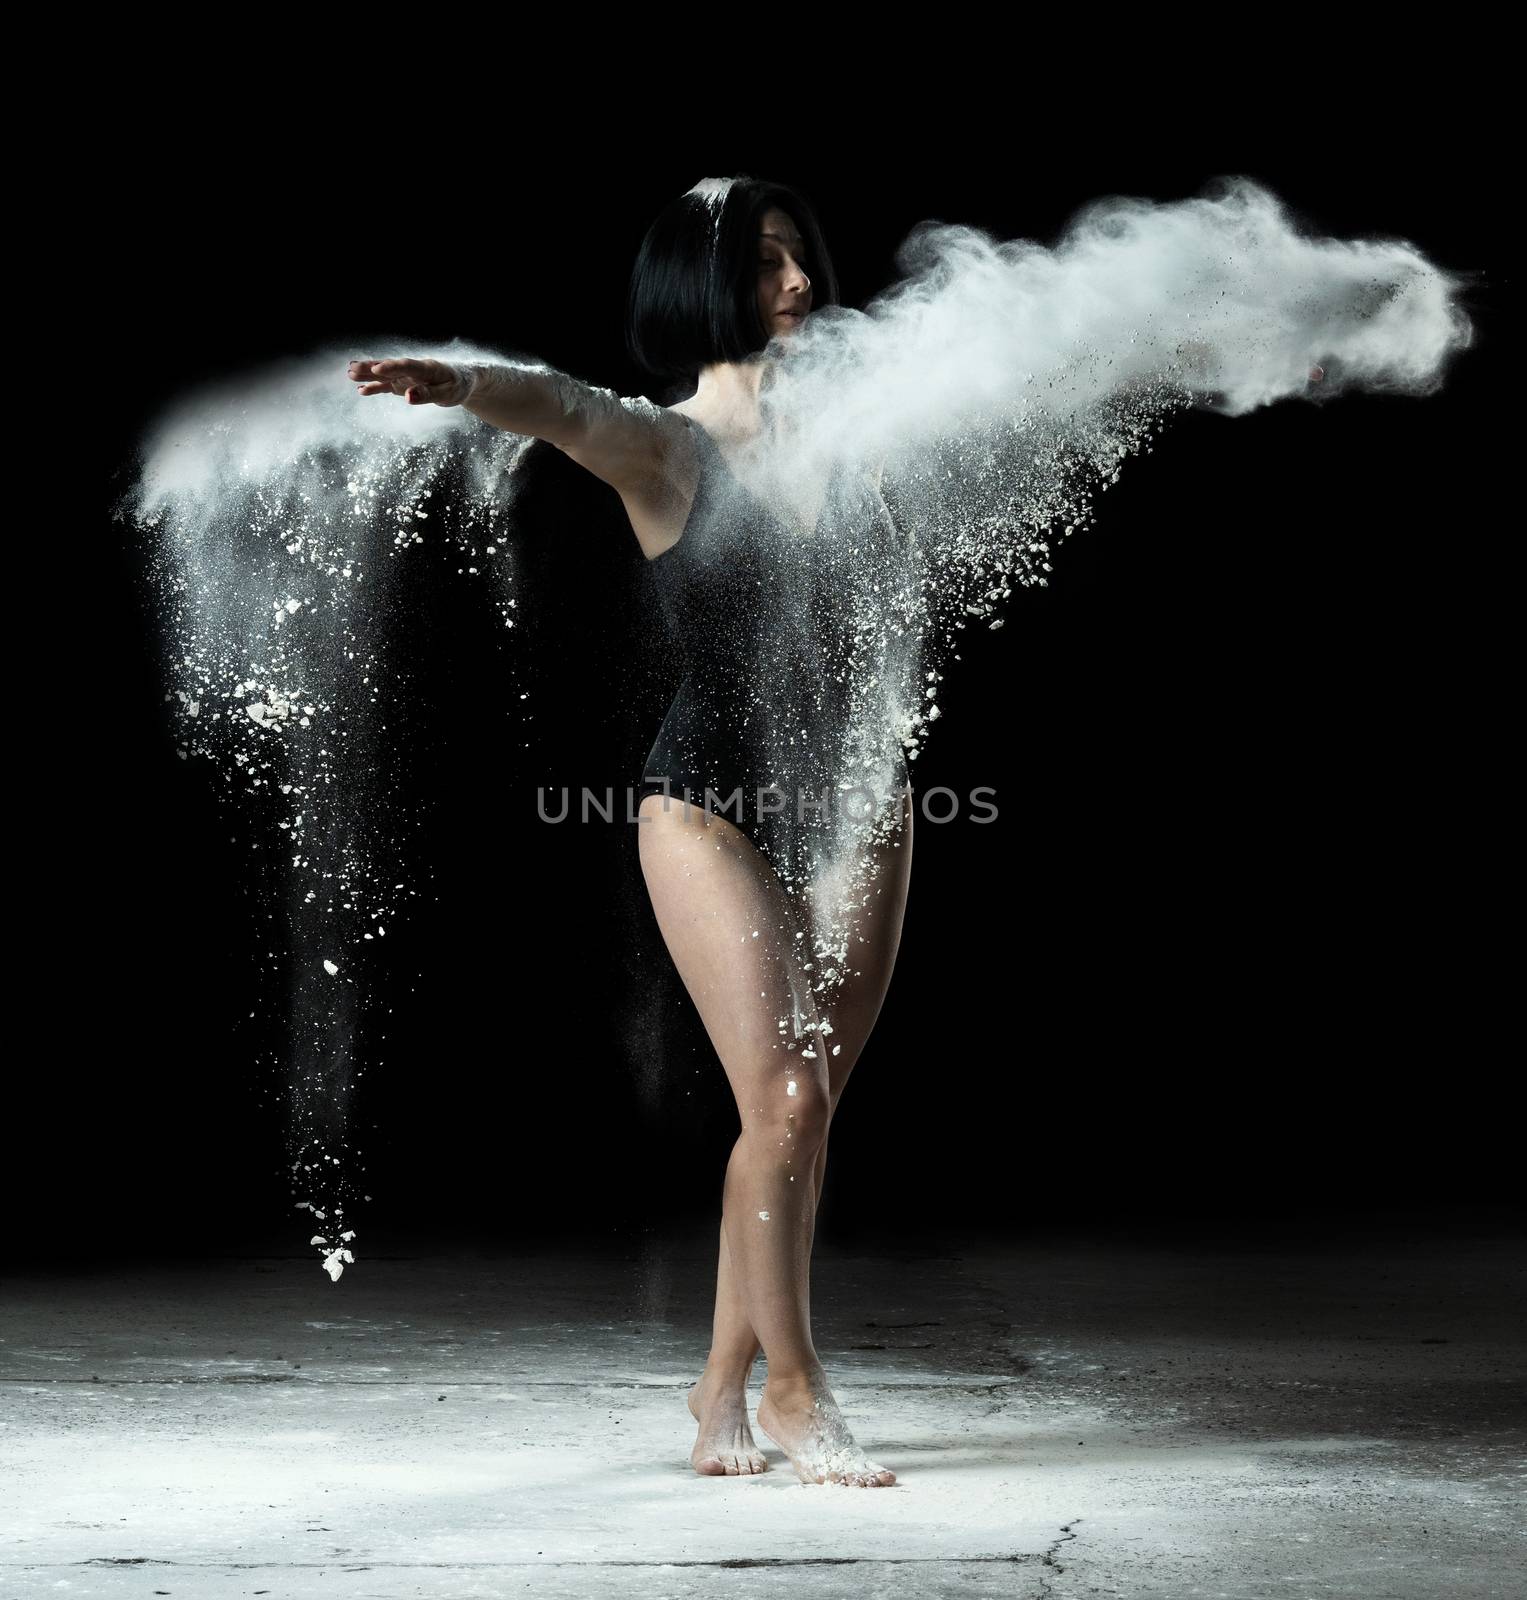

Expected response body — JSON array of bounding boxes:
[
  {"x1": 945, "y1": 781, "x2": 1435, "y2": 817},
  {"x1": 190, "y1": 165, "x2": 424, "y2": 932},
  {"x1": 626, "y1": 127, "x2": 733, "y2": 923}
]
[{"x1": 740, "y1": 1072, "x2": 831, "y2": 1158}]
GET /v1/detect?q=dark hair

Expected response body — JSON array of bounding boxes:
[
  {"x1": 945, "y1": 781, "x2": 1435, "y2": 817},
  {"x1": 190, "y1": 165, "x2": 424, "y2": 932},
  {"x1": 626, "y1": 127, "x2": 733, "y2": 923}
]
[{"x1": 626, "y1": 175, "x2": 840, "y2": 401}]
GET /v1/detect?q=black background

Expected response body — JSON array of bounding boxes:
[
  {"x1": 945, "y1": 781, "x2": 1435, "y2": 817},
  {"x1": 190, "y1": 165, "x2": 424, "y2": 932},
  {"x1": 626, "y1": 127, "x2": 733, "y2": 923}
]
[{"x1": 60, "y1": 117, "x2": 1512, "y2": 1264}]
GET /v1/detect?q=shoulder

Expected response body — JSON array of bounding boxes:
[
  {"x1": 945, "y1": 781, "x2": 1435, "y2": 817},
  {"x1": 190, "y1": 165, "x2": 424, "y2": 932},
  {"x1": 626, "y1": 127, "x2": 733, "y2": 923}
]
[
  {"x1": 586, "y1": 400, "x2": 705, "y2": 563},
  {"x1": 552, "y1": 388, "x2": 696, "y2": 498}
]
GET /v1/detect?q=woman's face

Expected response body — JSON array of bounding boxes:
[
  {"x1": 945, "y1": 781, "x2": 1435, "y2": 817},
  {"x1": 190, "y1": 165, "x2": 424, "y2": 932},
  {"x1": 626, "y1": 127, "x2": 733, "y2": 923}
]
[{"x1": 756, "y1": 206, "x2": 813, "y2": 336}]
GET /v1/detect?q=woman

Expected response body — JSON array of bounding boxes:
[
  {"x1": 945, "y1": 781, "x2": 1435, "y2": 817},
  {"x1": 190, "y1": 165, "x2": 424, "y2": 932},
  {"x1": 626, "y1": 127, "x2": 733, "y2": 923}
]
[{"x1": 348, "y1": 176, "x2": 910, "y2": 1488}]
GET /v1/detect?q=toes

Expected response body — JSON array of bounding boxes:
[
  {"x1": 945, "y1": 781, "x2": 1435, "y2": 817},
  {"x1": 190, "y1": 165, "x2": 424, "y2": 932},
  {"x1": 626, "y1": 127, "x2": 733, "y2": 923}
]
[
  {"x1": 824, "y1": 1465, "x2": 895, "y2": 1486},
  {"x1": 693, "y1": 1454, "x2": 727, "y2": 1476}
]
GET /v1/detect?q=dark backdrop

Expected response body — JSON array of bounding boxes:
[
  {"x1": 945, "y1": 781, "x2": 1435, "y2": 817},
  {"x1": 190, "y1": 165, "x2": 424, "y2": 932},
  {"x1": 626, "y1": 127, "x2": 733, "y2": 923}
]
[{"x1": 57, "y1": 134, "x2": 1511, "y2": 1263}]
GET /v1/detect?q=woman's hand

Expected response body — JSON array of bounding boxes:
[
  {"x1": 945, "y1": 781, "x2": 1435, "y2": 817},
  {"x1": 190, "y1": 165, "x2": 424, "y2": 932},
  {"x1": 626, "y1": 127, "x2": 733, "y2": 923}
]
[{"x1": 346, "y1": 357, "x2": 477, "y2": 407}]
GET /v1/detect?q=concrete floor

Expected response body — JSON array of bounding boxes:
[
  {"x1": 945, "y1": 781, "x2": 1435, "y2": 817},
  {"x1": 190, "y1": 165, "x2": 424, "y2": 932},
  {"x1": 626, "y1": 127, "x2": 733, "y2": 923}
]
[{"x1": 2, "y1": 1225, "x2": 1522, "y2": 1598}]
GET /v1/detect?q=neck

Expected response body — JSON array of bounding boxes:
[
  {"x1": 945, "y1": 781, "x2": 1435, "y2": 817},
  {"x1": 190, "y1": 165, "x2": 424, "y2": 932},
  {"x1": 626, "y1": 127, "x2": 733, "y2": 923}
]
[{"x1": 689, "y1": 356, "x2": 771, "y2": 435}]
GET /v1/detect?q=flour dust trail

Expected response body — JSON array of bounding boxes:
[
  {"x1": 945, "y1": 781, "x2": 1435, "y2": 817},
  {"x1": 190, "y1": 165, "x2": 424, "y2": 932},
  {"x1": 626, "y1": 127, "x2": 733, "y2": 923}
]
[{"x1": 114, "y1": 176, "x2": 1473, "y2": 1265}]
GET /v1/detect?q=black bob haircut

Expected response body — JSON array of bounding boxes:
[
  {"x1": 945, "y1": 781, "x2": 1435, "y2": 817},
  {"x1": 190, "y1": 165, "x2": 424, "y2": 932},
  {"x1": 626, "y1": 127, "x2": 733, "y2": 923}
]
[{"x1": 626, "y1": 176, "x2": 840, "y2": 402}]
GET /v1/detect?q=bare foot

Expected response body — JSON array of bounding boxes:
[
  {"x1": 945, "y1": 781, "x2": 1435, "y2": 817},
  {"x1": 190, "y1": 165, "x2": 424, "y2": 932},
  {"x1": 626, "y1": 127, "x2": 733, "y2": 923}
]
[
  {"x1": 757, "y1": 1373, "x2": 896, "y2": 1486},
  {"x1": 687, "y1": 1372, "x2": 768, "y2": 1476}
]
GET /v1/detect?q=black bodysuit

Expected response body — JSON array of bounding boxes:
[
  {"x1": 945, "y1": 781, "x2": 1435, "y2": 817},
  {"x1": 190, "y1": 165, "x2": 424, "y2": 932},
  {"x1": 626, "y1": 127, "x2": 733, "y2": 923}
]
[{"x1": 636, "y1": 414, "x2": 916, "y2": 898}]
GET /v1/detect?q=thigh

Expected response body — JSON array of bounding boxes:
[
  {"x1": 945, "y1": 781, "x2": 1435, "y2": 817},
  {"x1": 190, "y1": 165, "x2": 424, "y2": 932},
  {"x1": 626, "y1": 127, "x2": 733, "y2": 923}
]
[
  {"x1": 637, "y1": 794, "x2": 828, "y2": 1119},
  {"x1": 810, "y1": 786, "x2": 915, "y2": 1106}
]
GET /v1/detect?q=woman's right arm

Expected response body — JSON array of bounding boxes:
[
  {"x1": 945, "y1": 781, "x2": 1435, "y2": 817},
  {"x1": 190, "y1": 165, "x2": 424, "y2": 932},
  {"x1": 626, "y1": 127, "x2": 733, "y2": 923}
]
[{"x1": 347, "y1": 356, "x2": 682, "y2": 499}]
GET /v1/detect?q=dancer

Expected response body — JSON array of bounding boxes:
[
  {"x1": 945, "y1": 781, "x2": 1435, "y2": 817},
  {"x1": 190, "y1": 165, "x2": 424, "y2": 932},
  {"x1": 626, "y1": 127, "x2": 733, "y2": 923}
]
[{"x1": 349, "y1": 176, "x2": 909, "y2": 1487}]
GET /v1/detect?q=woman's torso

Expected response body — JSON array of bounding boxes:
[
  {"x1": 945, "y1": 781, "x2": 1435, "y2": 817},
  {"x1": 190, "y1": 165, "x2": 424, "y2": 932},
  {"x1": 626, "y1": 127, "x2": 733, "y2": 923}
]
[{"x1": 639, "y1": 407, "x2": 916, "y2": 850}]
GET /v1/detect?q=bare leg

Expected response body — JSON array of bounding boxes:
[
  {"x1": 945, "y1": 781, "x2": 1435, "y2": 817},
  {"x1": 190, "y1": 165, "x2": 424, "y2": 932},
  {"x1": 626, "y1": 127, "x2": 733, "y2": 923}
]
[
  {"x1": 695, "y1": 787, "x2": 914, "y2": 1382},
  {"x1": 641, "y1": 790, "x2": 913, "y2": 1484},
  {"x1": 753, "y1": 792, "x2": 913, "y2": 1485},
  {"x1": 685, "y1": 1222, "x2": 768, "y2": 1474},
  {"x1": 639, "y1": 793, "x2": 825, "y2": 1473}
]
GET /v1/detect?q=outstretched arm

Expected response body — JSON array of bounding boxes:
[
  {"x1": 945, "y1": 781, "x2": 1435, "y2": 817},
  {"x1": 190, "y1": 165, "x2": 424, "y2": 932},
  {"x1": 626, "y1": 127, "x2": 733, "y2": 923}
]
[{"x1": 347, "y1": 356, "x2": 679, "y2": 496}]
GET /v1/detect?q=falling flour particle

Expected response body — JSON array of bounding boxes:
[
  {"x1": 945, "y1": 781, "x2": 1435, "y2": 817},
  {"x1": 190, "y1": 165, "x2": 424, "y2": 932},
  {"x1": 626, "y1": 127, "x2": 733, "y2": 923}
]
[
  {"x1": 323, "y1": 959, "x2": 339, "y2": 976},
  {"x1": 309, "y1": 1234, "x2": 327, "y2": 1246},
  {"x1": 758, "y1": 1210, "x2": 771, "y2": 1221},
  {"x1": 832, "y1": 1045, "x2": 842, "y2": 1055},
  {"x1": 786, "y1": 1079, "x2": 798, "y2": 1096},
  {"x1": 319, "y1": 1244, "x2": 356, "y2": 1282}
]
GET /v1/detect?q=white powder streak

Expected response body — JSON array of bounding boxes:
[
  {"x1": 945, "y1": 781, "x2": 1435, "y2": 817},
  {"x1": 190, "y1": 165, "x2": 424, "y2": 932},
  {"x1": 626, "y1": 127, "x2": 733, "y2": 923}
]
[{"x1": 115, "y1": 176, "x2": 1469, "y2": 1251}]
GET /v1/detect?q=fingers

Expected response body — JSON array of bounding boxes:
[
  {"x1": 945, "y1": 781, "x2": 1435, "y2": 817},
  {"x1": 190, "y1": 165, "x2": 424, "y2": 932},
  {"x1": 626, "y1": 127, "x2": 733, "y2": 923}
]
[
  {"x1": 362, "y1": 358, "x2": 436, "y2": 381},
  {"x1": 347, "y1": 357, "x2": 444, "y2": 403},
  {"x1": 349, "y1": 359, "x2": 418, "y2": 380},
  {"x1": 347, "y1": 357, "x2": 474, "y2": 408},
  {"x1": 348, "y1": 358, "x2": 393, "y2": 397},
  {"x1": 349, "y1": 361, "x2": 397, "y2": 396}
]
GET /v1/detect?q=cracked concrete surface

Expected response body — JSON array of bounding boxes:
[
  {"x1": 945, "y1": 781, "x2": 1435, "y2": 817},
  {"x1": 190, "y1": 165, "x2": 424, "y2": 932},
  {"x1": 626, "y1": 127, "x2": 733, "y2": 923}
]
[{"x1": 2, "y1": 1225, "x2": 1522, "y2": 1597}]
